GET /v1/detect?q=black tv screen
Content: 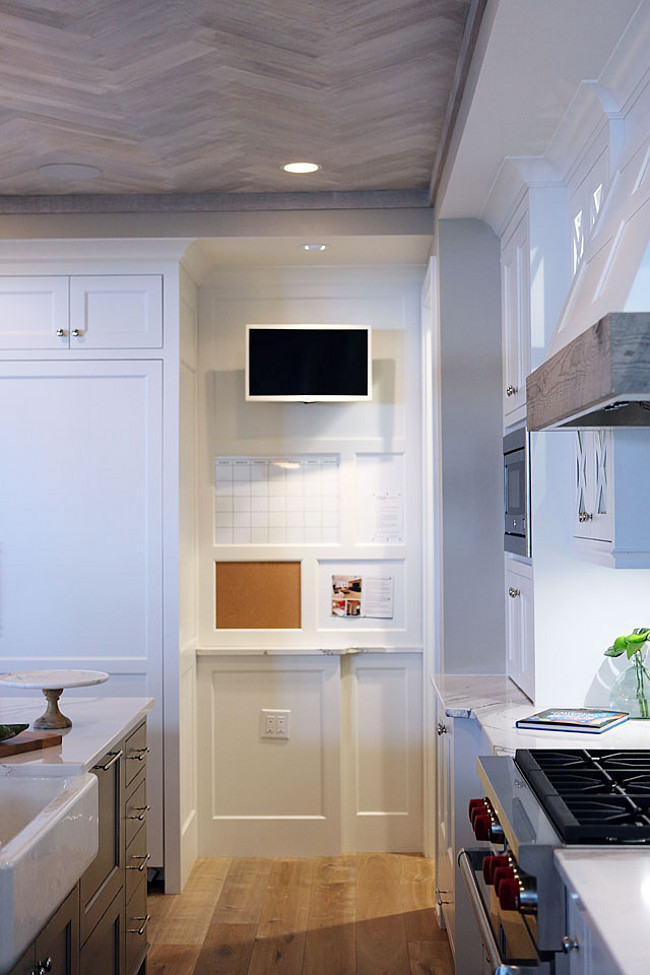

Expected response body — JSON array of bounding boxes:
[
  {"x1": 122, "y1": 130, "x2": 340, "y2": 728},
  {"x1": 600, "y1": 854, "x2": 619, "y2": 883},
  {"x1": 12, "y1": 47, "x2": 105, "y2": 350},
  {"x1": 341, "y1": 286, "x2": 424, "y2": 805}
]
[{"x1": 246, "y1": 325, "x2": 372, "y2": 401}]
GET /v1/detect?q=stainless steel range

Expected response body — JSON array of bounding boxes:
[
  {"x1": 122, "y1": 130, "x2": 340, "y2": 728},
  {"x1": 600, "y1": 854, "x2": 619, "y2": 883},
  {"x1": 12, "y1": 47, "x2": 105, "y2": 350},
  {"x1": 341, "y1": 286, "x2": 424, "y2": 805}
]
[{"x1": 459, "y1": 749, "x2": 650, "y2": 974}]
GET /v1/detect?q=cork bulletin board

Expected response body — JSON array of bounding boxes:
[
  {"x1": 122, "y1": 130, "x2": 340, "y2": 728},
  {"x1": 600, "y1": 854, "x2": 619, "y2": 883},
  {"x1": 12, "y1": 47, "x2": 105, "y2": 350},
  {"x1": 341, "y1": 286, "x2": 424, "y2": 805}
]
[{"x1": 215, "y1": 561, "x2": 301, "y2": 629}]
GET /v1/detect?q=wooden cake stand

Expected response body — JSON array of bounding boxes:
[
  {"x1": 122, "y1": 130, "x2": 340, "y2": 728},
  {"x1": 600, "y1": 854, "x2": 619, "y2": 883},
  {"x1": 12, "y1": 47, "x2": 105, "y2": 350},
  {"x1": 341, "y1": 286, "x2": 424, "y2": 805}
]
[{"x1": 0, "y1": 670, "x2": 109, "y2": 728}]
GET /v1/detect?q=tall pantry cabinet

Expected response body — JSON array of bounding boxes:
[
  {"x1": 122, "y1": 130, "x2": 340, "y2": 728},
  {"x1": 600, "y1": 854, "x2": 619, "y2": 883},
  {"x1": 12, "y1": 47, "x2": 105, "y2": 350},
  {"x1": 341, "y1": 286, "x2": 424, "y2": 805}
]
[{"x1": 0, "y1": 243, "x2": 199, "y2": 894}]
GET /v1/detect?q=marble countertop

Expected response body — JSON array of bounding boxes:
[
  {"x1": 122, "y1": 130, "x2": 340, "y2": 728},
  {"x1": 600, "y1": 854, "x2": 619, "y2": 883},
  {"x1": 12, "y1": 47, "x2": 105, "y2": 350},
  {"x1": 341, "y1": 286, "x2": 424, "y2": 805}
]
[
  {"x1": 555, "y1": 848, "x2": 650, "y2": 975},
  {"x1": 432, "y1": 673, "x2": 650, "y2": 755},
  {"x1": 0, "y1": 696, "x2": 153, "y2": 775}
]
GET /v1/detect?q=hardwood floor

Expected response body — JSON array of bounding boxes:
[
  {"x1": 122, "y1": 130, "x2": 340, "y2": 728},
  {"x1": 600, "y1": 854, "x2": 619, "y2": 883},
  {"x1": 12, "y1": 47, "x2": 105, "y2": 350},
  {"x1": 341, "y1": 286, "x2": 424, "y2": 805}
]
[{"x1": 147, "y1": 854, "x2": 453, "y2": 975}]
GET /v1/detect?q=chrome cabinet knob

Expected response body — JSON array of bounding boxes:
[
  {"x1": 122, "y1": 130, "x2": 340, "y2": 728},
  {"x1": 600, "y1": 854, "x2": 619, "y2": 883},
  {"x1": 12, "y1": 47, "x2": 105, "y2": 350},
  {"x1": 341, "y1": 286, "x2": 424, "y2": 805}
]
[
  {"x1": 436, "y1": 722, "x2": 447, "y2": 736},
  {"x1": 56, "y1": 328, "x2": 66, "y2": 337},
  {"x1": 508, "y1": 587, "x2": 520, "y2": 598},
  {"x1": 578, "y1": 511, "x2": 593, "y2": 523},
  {"x1": 71, "y1": 328, "x2": 81, "y2": 337},
  {"x1": 506, "y1": 384, "x2": 518, "y2": 396},
  {"x1": 562, "y1": 936, "x2": 580, "y2": 953}
]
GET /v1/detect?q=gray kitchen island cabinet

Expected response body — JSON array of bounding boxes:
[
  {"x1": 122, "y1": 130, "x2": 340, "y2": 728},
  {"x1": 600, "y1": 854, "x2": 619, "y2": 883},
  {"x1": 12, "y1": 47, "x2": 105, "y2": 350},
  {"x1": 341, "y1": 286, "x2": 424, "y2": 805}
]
[{"x1": 8, "y1": 721, "x2": 148, "y2": 975}]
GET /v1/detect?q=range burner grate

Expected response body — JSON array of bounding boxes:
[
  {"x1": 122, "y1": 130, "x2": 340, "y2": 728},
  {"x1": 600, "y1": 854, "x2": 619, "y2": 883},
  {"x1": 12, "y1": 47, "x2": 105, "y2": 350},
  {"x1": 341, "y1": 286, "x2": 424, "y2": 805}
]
[{"x1": 515, "y1": 749, "x2": 650, "y2": 843}]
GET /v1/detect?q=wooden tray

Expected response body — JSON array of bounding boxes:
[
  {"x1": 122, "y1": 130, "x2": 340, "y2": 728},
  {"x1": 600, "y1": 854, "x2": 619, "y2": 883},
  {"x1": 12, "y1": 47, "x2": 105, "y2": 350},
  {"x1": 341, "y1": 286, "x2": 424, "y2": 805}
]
[{"x1": 0, "y1": 729, "x2": 63, "y2": 758}]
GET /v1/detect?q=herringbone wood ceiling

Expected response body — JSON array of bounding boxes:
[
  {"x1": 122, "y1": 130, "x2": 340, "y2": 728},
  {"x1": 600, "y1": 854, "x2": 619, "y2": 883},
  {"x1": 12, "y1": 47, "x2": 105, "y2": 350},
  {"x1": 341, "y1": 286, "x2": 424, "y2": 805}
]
[{"x1": 0, "y1": 0, "x2": 471, "y2": 199}]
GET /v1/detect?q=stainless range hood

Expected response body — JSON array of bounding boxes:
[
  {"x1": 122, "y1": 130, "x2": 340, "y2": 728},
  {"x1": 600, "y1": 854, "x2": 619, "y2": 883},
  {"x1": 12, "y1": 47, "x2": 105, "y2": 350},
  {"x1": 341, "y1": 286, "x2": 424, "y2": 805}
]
[{"x1": 526, "y1": 312, "x2": 650, "y2": 430}]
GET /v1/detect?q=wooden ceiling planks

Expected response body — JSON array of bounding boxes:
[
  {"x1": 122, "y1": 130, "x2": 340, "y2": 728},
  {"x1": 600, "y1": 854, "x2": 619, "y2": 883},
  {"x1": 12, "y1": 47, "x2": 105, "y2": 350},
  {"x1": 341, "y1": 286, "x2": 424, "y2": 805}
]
[{"x1": 0, "y1": 0, "x2": 472, "y2": 204}]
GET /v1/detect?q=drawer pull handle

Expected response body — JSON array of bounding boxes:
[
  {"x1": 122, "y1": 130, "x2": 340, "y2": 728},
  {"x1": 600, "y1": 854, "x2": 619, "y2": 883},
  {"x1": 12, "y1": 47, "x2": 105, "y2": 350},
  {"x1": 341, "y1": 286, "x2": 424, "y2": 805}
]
[
  {"x1": 127, "y1": 915, "x2": 151, "y2": 936},
  {"x1": 127, "y1": 804, "x2": 150, "y2": 821},
  {"x1": 127, "y1": 854, "x2": 151, "y2": 872},
  {"x1": 94, "y1": 749, "x2": 123, "y2": 771},
  {"x1": 35, "y1": 958, "x2": 52, "y2": 975},
  {"x1": 128, "y1": 746, "x2": 150, "y2": 761}
]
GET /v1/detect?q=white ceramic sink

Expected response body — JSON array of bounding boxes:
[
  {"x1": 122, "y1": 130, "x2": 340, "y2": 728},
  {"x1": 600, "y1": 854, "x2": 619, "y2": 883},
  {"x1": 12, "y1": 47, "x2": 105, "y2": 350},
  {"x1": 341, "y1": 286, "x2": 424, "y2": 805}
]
[{"x1": 0, "y1": 773, "x2": 98, "y2": 973}]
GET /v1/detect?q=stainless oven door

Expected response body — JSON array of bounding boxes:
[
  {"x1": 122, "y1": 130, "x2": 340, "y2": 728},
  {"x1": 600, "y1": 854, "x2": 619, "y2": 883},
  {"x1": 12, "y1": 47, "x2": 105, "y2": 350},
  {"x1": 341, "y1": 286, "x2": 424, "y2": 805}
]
[{"x1": 458, "y1": 849, "x2": 554, "y2": 975}]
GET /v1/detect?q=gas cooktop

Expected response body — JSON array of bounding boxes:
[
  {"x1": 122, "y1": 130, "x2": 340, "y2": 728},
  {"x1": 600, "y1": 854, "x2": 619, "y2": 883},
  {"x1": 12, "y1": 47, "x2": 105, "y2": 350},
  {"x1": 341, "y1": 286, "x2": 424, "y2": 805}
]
[{"x1": 515, "y1": 749, "x2": 650, "y2": 844}]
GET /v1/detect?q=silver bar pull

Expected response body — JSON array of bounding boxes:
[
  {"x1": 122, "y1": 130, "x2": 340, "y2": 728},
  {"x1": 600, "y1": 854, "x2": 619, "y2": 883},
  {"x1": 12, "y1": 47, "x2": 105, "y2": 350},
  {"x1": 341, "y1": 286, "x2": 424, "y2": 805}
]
[
  {"x1": 127, "y1": 804, "x2": 150, "y2": 821},
  {"x1": 127, "y1": 915, "x2": 151, "y2": 936},
  {"x1": 127, "y1": 853, "x2": 151, "y2": 872},
  {"x1": 94, "y1": 749, "x2": 123, "y2": 771},
  {"x1": 128, "y1": 746, "x2": 150, "y2": 761}
]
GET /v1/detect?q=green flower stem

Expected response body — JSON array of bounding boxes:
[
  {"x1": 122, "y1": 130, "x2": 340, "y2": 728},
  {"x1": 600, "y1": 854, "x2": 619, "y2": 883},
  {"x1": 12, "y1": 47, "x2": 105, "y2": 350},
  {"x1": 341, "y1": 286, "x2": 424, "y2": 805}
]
[{"x1": 635, "y1": 652, "x2": 649, "y2": 718}]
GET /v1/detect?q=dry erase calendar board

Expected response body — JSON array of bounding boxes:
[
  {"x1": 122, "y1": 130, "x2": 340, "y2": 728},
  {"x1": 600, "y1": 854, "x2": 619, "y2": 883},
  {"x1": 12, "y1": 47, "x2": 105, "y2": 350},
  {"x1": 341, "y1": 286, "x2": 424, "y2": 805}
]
[{"x1": 214, "y1": 454, "x2": 340, "y2": 545}]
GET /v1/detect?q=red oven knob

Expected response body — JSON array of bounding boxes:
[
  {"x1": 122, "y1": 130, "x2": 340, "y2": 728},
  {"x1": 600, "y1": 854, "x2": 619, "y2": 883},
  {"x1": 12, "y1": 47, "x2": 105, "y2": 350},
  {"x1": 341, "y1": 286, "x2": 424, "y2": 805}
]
[
  {"x1": 492, "y1": 864, "x2": 515, "y2": 894},
  {"x1": 468, "y1": 798, "x2": 486, "y2": 818},
  {"x1": 472, "y1": 813, "x2": 492, "y2": 840},
  {"x1": 482, "y1": 855, "x2": 510, "y2": 885},
  {"x1": 498, "y1": 877, "x2": 521, "y2": 912}
]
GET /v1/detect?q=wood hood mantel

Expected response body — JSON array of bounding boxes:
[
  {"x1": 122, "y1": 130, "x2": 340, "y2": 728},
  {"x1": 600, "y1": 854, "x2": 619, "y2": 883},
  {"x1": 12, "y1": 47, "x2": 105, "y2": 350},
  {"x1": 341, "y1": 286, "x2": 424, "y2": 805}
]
[{"x1": 526, "y1": 312, "x2": 650, "y2": 430}]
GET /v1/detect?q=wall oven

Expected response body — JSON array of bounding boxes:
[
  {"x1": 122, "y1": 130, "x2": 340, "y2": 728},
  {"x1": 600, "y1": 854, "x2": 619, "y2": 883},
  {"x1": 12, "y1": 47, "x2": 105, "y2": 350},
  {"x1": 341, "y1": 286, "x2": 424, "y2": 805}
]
[{"x1": 504, "y1": 426, "x2": 530, "y2": 557}]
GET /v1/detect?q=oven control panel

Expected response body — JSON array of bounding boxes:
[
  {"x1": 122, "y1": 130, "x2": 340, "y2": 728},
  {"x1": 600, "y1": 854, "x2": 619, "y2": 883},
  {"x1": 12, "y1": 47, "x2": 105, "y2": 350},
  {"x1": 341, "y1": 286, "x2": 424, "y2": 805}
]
[{"x1": 468, "y1": 797, "x2": 538, "y2": 915}]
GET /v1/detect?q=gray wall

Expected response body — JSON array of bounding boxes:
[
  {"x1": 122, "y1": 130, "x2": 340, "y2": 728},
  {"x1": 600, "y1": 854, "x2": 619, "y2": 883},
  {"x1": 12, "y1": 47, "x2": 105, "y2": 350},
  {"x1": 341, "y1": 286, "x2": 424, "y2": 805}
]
[{"x1": 437, "y1": 218, "x2": 505, "y2": 672}]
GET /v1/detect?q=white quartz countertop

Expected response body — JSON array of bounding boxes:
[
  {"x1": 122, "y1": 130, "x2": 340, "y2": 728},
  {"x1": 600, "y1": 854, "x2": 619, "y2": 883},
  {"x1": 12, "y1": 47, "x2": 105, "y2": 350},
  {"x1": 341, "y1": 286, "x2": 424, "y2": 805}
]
[
  {"x1": 0, "y1": 696, "x2": 153, "y2": 775},
  {"x1": 555, "y1": 848, "x2": 650, "y2": 975}
]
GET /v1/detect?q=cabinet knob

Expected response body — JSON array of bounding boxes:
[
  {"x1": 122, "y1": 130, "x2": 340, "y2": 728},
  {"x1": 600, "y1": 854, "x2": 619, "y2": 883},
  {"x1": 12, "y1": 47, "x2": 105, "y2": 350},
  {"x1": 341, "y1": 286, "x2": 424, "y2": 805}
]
[
  {"x1": 436, "y1": 722, "x2": 447, "y2": 736},
  {"x1": 562, "y1": 936, "x2": 580, "y2": 953},
  {"x1": 506, "y1": 384, "x2": 518, "y2": 396},
  {"x1": 71, "y1": 328, "x2": 81, "y2": 337},
  {"x1": 55, "y1": 328, "x2": 66, "y2": 337},
  {"x1": 508, "y1": 587, "x2": 521, "y2": 598},
  {"x1": 578, "y1": 511, "x2": 593, "y2": 523}
]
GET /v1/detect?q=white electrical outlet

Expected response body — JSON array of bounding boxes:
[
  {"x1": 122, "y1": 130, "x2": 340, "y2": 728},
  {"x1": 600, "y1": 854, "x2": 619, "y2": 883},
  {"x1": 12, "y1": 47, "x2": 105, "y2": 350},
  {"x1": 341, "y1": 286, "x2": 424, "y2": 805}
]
[{"x1": 260, "y1": 709, "x2": 291, "y2": 739}]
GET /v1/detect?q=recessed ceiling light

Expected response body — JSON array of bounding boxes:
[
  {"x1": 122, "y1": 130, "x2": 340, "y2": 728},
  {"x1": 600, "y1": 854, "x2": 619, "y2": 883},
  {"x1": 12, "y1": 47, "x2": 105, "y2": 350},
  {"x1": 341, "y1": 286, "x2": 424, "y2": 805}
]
[
  {"x1": 37, "y1": 163, "x2": 102, "y2": 181},
  {"x1": 282, "y1": 161, "x2": 321, "y2": 174},
  {"x1": 301, "y1": 243, "x2": 329, "y2": 252}
]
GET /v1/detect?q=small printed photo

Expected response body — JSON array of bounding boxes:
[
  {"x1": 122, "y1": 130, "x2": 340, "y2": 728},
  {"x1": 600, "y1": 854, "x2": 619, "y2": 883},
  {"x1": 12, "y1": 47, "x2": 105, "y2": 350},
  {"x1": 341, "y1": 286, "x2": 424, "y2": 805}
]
[
  {"x1": 331, "y1": 599, "x2": 346, "y2": 617},
  {"x1": 332, "y1": 574, "x2": 362, "y2": 597},
  {"x1": 346, "y1": 599, "x2": 361, "y2": 617}
]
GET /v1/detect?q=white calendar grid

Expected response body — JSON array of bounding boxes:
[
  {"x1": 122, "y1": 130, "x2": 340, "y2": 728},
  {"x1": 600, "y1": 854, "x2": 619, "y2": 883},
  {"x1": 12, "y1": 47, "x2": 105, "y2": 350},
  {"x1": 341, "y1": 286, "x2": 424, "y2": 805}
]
[{"x1": 215, "y1": 455, "x2": 340, "y2": 544}]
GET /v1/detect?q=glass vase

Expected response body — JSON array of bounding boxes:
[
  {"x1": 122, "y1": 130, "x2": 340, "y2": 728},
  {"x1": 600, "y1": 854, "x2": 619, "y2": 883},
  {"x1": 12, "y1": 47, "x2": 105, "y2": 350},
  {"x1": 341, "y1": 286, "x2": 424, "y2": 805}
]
[{"x1": 609, "y1": 652, "x2": 650, "y2": 718}]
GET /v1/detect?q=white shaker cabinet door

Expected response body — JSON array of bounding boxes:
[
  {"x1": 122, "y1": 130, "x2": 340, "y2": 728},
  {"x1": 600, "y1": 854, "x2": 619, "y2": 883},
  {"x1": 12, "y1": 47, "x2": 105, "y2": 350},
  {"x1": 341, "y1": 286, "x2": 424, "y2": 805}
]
[
  {"x1": 0, "y1": 359, "x2": 162, "y2": 662},
  {"x1": 69, "y1": 275, "x2": 162, "y2": 348},
  {"x1": 0, "y1": 276, "x2": 68, "y2": 349}
]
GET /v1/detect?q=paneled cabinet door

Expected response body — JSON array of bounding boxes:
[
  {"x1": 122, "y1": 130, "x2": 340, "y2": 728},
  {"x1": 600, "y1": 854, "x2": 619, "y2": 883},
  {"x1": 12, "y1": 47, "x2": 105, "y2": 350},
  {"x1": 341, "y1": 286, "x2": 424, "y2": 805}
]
[
  {"x1": 574, "y1": 430, "x2": 613, "y2": 542},
  {"x1": 505, "y1": 557, "x2": 534, "y2": 700},
  {"x1": 434, "y1": 699, "x2": 455, "y2": 939},
  {"x1": 0, "y1": 274, "x2": 162, "y2": 349},
  {"x1": 565, "y1": 892, "x2": 618, "y2": 975},
  {"x1": 501, "y1": 209, "x2": 530, "y2": 423},
  {"x1": 0, "y1": 276, "x2": 68, "y2": 349}
]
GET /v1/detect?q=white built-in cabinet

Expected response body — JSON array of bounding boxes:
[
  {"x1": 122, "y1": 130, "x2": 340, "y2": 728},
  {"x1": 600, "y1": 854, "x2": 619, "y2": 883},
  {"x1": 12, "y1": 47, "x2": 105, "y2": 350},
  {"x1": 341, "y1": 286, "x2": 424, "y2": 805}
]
[
  {"x1": 0, "y1": 274, "x2": 162, "y2": 349},
  {"x1": 504, "y1": 555, "x2": 534, "y2": 700},
  {"x1": 0, "y1": 265, "x2": 173, "y2": 879},
  {"x1": 501, "y1": 204, "x2": 530, "y2": 425},
  {"x1": 564, "y1": 890, "x2": 618, "y2": 975},
  {"x1": 573, "y1": 428, "x2": 650, "y2": 568},
  {"x1": 434, "y1": 695, "x2": 454, "y2": 938}
]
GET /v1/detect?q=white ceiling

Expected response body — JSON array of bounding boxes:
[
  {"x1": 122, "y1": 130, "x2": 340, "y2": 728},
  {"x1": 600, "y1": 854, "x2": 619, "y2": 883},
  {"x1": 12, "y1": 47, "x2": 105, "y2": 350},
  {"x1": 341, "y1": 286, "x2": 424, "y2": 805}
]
[{"x1": 438, "y1": 0, "x2": 640, "y2": 219}]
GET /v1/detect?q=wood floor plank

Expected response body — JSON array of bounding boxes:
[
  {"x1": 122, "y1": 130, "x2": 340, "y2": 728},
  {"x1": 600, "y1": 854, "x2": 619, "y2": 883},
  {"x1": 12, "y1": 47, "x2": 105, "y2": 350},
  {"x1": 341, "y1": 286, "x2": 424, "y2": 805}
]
[
  {"x1": 148, "y1": 858, "x2": 232, "y2": 946},
  {"x1": 303, "y1": 856, "x2": 356, "y2": 975},
  {"x1": 247, "y1": 858, "x2": 314, "y2": 975},
  {"x1": 209, "y1": 858, "x2": 274, "y2": 926},
  {"x1": 146, "y1": 943, "x2": 201, "y2": 975},
  {"x1": 407, "y1": 939, "x2": 454, "y2": 975},
  {"x1": 194, "y1": 922, "x2": 258, "y2": 974}
]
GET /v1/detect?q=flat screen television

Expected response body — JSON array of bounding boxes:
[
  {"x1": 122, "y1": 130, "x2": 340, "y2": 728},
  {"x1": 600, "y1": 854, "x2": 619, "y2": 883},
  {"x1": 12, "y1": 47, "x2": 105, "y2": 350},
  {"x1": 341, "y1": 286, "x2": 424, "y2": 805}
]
[{"x1": 245, "y1": 324, "x2": 372, "y2": 402}]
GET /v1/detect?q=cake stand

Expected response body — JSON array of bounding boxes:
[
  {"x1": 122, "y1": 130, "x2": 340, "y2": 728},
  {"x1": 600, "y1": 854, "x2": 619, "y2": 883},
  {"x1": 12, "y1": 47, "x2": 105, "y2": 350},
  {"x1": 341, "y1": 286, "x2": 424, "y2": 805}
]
[{"x1": 0, "y1": 670, "x2": 109, "y2": 729}]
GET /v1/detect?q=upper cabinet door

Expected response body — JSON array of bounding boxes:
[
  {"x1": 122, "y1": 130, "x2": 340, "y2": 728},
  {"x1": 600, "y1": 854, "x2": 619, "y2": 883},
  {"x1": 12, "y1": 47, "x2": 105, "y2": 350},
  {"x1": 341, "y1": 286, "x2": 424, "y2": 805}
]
[
  {"x1": 0, "y1": 276, "x2": 69, "y2": 349},
  {"x1": 501, "y1": 210, "x2": 530, "y2": 425},
  {"x1": 69, "y1": 275, "x2": 163, "y2": 349}
]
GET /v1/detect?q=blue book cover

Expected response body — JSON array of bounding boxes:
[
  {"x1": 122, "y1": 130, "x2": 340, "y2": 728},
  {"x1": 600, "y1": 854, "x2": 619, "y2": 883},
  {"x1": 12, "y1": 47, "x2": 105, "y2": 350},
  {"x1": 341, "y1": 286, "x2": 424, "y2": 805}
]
[{"x1": 515, "y1": 707, "x2": 629, "y2": 733}]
